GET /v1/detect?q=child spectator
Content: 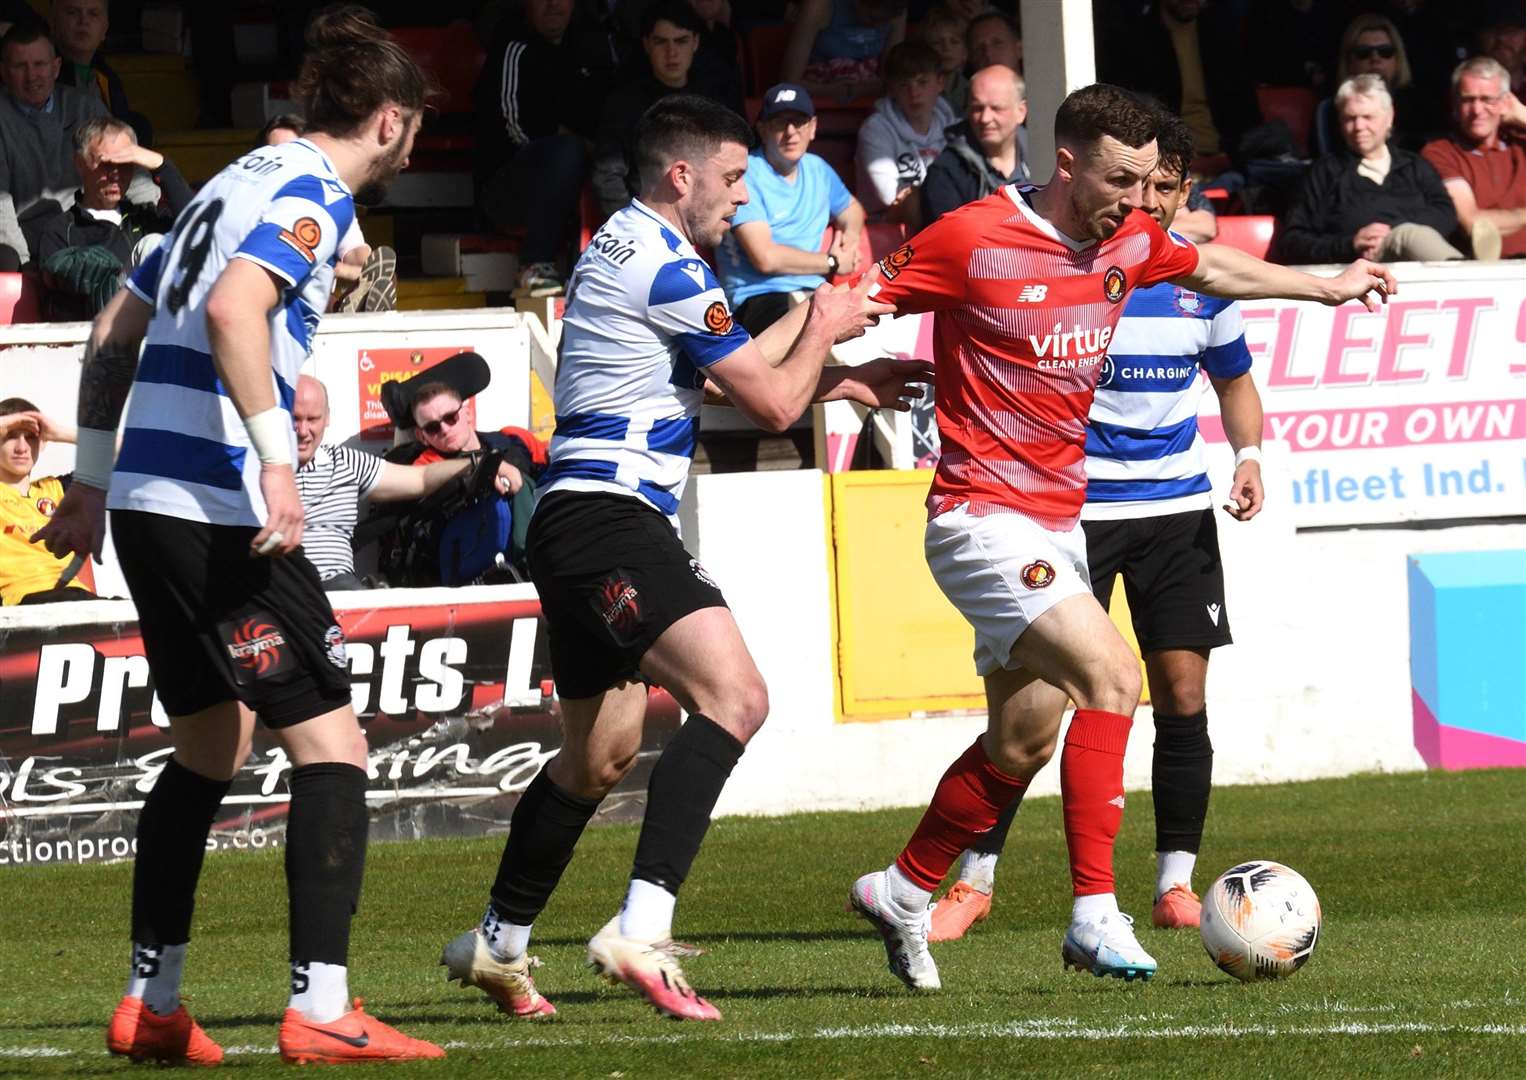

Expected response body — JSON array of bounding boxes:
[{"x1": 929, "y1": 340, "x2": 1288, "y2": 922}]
[
  {"x1": 856, "y1": 41, "x2": 956, "y2": 226},
  {"x1": 920, "y1": 6, "x2": 970, "y2": 113}
]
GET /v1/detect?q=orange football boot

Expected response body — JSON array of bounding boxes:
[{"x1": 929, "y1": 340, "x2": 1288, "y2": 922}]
[
  {"x1": 927, "y1": 881, "x2": 993, "y2": 942},
  {"x1": 106, "y1": 995, "x2": 223, "y2": 1066},
  {"x1": 278, "y1": 999, "x2": 444, "y2": 1064},
  {"x1": 1151, "y1": 883, "x2": 1202, "y2": 929}
]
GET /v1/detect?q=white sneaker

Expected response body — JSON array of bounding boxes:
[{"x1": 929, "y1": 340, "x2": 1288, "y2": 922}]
[
  {"x1": 586, "y1": 917, "x2": 721, "y2": 1020},
  {"x1": 1061, "y1": 911, "x2": 1157, "y2": 981},
  {"x1": 440, "y1": 928, "x2": 556, "y2": 1017},
  {"x1": 848, "y1": 871, "x2": 941, "y2": 990}
]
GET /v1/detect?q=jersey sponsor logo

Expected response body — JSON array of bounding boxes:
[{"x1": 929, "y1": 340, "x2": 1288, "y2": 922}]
[
  {"x1": 225, "y1": 616, "x2": 288, "y2": 676},
  {"x1": 34, "y1": 497, "x2": 56, "y2": 516},
  {"x1": 1020, "y1": 559, "x2": 1055, "y2": 589},
  {"x1": 1029, "y1": 323, "x2": 1113, "y2": 367},
  {"x1": 325, "y1": 624, "x2": 347, "y2": 668},
  {"x1": 587, "y1": 231, "x2": 638, "y2": 266},
  {"x1": 1103, "y1": 265, "x2": 1126, "y2": 304},
  {"x1": 1017, "y1": 283, "x2": 1048, "y2": 302},
  {"x1": 1207, "y1": 602, "x2": 1222, "y2": 626},
  {"x1": 703, "y1": 301, "x2": 734, "y2": 335},
  {"x1": 879, "y1": 242, "x2": 914, "y2": 280},
  {"x1": 1098, "y1": 356, "x2": 1116, "y2": 387},
  {"x1": 278, "y1": 217, "x2": 323, "y2": 264}
]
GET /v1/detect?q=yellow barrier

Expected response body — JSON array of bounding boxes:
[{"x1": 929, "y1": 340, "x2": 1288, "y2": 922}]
[{"x1": 828, "y1": 470, "x2": 1147, "y2": 721}]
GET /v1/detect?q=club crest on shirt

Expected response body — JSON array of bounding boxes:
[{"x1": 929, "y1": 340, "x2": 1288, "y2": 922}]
[
  {"x1": 1102, "y1": 266, "x2": 1126, "y2": 304},
  {"x1": 34, "y1": 496, "x2": 56, "y2": 516},
  {"x1": 1174, "y1": 287, "x2": 1201, "y2": 315},
  {"x1": 880, "y1": 242, "x2": 914, "y2": 280},
  {"x1": 1020, "y1": 559, "x2": 1056, "y2": 589},
  {"x1": 703, "y1": 301, "x2": 734, "y2": 335},
  {"x1": 278, "y1": 217, "x2": 323, "y2": 264}
]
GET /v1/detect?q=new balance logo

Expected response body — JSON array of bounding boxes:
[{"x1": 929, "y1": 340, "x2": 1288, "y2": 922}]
[
  {"x1": 1108, "y1": 795, "x2": 1126, "y2": 808},
  {"x1": 1017, "y1": 284, "x2": 1048, "y2": 302},
  {"x1": 1207, "y1": 603, "x2": 1222, "y2": 626}
]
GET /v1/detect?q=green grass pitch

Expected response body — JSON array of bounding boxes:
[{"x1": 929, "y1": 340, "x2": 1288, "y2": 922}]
[{"x1": 2, "y1": 769, "x2": 1523, "y2": 1077}]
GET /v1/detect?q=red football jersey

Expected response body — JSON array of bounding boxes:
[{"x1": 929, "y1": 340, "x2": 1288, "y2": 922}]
[{"x1": 872, "y1": 185, "x2": 1199, "y2": 528}]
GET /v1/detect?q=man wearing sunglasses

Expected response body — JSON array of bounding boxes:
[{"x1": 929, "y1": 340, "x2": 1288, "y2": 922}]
[{"x1": 1423, "y1": 56, "x2": 1526, "y2": 260}]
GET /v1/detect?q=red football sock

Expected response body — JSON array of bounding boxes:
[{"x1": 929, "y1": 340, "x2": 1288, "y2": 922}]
[
  {"x1": 895, "y1": 737, "x2": 1028, "y2": 892},
  {"x1": 1061, "y1": 709, "x2": 1133, "y2": 897}
]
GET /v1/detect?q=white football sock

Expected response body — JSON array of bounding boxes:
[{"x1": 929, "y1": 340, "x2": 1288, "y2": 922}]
[
  {"x1": 1072, "y1": 892, "x2": 1120, "y2": 925},
  {"x1": 125, "y1": 942, "x2": 186, "y2": 1017},
  {"x1": 956, "y1": 850, "x2": 999, "y2": 893},
  {"x1": 289, "y1": 961, "x2": 350, "y2": 1024},
  {"x1": 886, "y1": 863, "x2": 934, "y2": 914},
  {"x1": 1156, "y1": 850, "x2": 1198, "y2": 900},
  {"x1": 480, "y1": 902, "x2": 532, "y2": 961},
  {"x1": 619, "y1": 878, "x2": 677, "y2": 942}
]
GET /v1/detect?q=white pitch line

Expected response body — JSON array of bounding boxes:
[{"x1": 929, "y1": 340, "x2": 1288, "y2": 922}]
[{"x1": 8, "y1": 1017, "x2": 1524, "y2": 1059}]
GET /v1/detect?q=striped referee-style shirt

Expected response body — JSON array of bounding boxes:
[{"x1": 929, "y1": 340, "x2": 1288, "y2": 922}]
[{"x1": 295, "y1": 444, "x2": 382, "y2": 580}]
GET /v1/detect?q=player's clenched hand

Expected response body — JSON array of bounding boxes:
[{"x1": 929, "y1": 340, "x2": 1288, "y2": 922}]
[
  {"x1": 807, "y1": 265, "x2": 895, "y2": 344},
  {"x1": 495, "y1": 461, "x2": 523, "y2": 496},
  {"x1": 252, "y1": 464, "x2": 304, "y2": 558},
  {"x1": 36, "y1": 482, "x2": 108, "y2": 563},
  {"x1": 835, "y1": 356, "x2": 935, "y2": 411},
  {"x1": 1222, "y1": 459, "x2": 1264, "y2": 522},
  {"x1": 1325, "y1": 258, "x2": 1396, "y2": 313}
]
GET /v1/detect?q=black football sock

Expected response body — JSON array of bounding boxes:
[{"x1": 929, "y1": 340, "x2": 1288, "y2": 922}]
[
  {"x1": 488, "y1": 767, "x2": 603, "y2": 925},
  {"x1": 1152, "y1": 709, "x2": 1213, "y2": 854},
  {"x1": 131, "y1": 756, "x2": 231, "y2": 947},
  {"x1": 629, "y1": 714, "x2": 744, "y2": 894},
  {"x1": 285, "y1": 763, "x2": 369, "y2": 968}
]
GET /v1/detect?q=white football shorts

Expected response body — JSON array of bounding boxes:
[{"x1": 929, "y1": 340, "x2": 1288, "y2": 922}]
[{"x1": 924, "y1": 503, "x2": 1092, "y2": 676}]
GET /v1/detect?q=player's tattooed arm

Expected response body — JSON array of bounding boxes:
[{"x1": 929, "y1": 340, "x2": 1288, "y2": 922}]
[{"x1": 77, "y1": 337, "x2": 142, "y2": 431}]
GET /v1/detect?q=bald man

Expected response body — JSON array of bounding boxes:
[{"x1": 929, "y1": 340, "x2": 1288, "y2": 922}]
[
  {"x1": 292, "y1": 375, "x2": 521, "y2": 590},
  {"x1": 920, "y1": 65, "x2": 1029, "y2": 223}
]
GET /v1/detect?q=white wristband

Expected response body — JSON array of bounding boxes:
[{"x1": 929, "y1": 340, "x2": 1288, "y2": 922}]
[
  {"x1": 244, "y1": 406, "x2": 293, "y2": 466},
  {"x1": 72, "y1": 427, "x2": 117, "y2": 489},
  {"x1": 1234, "y1": 445, "x2": 1263, "y2": 468}
]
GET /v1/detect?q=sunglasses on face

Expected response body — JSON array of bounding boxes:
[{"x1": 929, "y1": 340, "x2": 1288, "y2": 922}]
[
  {"x1": 420, "y1": 407, "x2": 462, "y2": 436},
  {"x1": 1350, "y1": 44, "x2": 1396, "y2": 60}
]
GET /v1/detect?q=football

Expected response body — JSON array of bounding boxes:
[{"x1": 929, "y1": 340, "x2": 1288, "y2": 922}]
[{"x1": 1199, "y1": 860, "x2": 1322, "y2": 982}]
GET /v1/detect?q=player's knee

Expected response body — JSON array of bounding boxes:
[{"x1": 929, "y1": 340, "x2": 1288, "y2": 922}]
[
  {"x1": 709, "y1": 677, "x2": 769, "y2": 744},
  {"x1": 988, "y1": 728, "x2": 1057, "y2": 779},
  {"x1": 588, "y1": 747, "x2": 640, "y2": 793},
  {"x1": 1152, "y1": 675, "x2": 1206, "y2": 717},
  {"x1": 1077, "y1": 653, "x2": 1142, "y2": 714}
]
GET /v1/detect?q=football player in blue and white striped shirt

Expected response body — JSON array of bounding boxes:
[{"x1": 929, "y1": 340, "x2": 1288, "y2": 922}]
[
  {"x1": 38, "y1": 7, "x2": 441, "y2": 1065},
  {"x1": 925, "y1": 110, "x2": 1268, "y2": 945}
]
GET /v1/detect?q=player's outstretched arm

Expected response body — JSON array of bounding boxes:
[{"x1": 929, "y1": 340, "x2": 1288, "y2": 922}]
[
  {"x1": 708, "y1": 270, "x2": 894, "y2": 432},
  {"x1": 205, "y1": 258, "x2": 304, "y2": 558},
  {"x1": 370, "y1": 457, "x2": 521, "y2": 502},
  {"x1": 816, "y1": 356, "x2": 934, "y2": 411},
  {"x1": 36, "y1": 288, "x2": 152, "y2": 564},
  {"x1": 1210, "y1": 371, "x2": 1265, "y2": 522},
  {"x1": 1174, "y1": 244, "x2": 1396, "y2": 312}
]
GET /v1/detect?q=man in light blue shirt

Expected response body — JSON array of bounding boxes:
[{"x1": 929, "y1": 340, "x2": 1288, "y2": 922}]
[{"x1": 716, "y1": 82, "x2": 866, "y2": 335}]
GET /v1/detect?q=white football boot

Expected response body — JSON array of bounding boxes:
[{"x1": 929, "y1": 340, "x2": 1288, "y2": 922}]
[
  {"x1": 1061, "y1": 911, "x2": 1157, "y2": 981},
  {"x1": 848, "y1": 870, "x2": 941, "y2": 990}
]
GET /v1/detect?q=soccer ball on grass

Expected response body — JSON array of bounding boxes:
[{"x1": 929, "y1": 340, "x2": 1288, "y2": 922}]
[{"x1": 1199, "y1": 860, "x2": 1321, "y2": 982}]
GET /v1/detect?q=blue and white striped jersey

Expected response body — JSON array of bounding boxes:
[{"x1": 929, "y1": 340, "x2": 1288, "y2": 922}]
[
  {"x1": 542, "y1": 199, "x2": 751, "y2": 525},
  {"x1": 1082, "y1": 272, "x2": 1253, "y2": 520},
  {"x1": 110, "y1": 138, "x2": 354, "y2": 527}
]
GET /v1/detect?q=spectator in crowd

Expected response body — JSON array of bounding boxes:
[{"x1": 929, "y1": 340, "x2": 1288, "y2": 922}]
[
  {"x1": 687, "y1": 0, "x2": 744, "y2": 105},
  {"x1": 857, "y1": 41, "x2": 956, "y2": 226},
  {"x1": 920, "y1": 6, "x2": 970, "y2": 112},
  {"x1": 377, "y1": 353, "x2": 543, "y2": 588},
  {"x1": 1480, "y1": 8, "x2": 1526, "y2": 95},
  {"x1": 780, "y1": 0, "x2": 907, "y2": 100},
  {"x1": 716, "y1": 82, "x2": 866, "y2": 335},
  {"x1": 292, "y1": 375, "x2": 522, "y2": 591},
  {"x1": 0, "y1": 398, "x2": 95, "y2": 605},
  {"x1": 0, "y1": 17, "x2": 148, "y2": 271},
  {"x1": 34, "y1": 116, "x2": 190, "y2": 319},
  {"x1": 1315, "y1": 14, "x2": 1448, "y2": 154},
  {"x1": 965, "y1": 10, "x2": 1020, "y2": 74},
  {"x1": 1276, "y1": 74, "x2": 1462, "y2": 264},
  {"x1": 592, "y1": 0, "x2": 741, "y2": 218},
  {"x1": 1375, "y1": 0, "x2": 1472, "y2": 100},
  {"x1": 51, "y1": 0, "x2": 151, "y2": 146},
  {"x1": 1096, "y1": 0, "x2": 1257, "y2": 159},
  {"x1": 1423, "y1": 56, "x2": 1526, "y2": 260},
  {"x1": 258, "y1": 112, "x2": 397, "y2": 312},
  {"x1": 1244, "y1": 0, "x2": 1342, "y2": 94},
  {"x1": 475, "y1": 0, "x2": 620, "y2": 297},
  {"x1": 920, "y1": 65, "x2": 1027, "y2": 223}
]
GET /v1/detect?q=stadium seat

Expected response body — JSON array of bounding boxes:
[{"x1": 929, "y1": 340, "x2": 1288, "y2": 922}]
[
  {"x1": 1255, "y1": 85, "x2": 1317, "y2": 158},
  {"x1": 1212, "y1": 215, "x2": 1275, "y2": 260},
  {"x1": 812, "y1": 137, "x2": 856, "y2": 188},
  {"x1": 743, "y1": 23, "x2": 791, "y2": 96},
  {"x1": 744, "y1": 96, "x2": 763, "y2": 124},
  {"x1": 0, "y1": 272, "x2": 43, "y2": 324},
  {"x1": 391, "y1": 22, "x2": 484, "y2": 117}
]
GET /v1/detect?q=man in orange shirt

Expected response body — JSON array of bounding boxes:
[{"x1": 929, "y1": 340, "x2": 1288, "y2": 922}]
[
  {"x1": 0, "y1": 397, "x2": 94, "y2": 604},
  {"x1": 1422, "y1": 56, "x2": 1526, "y2": 259}
]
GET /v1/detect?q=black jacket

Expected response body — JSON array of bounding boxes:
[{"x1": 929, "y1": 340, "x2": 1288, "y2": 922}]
[
  {"x1": 1096, "y1": 2, "x2": 1259, "y2": 157},
  {"x1": 1273, "y1": 146, "x2": 1457, "y2": 265},
  {"x1": 33, "y1": 158, "x2": 193, "y2": 266},
  {"x1": 920, "y1": 121, "x2": 1027, "y2": 224}
]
